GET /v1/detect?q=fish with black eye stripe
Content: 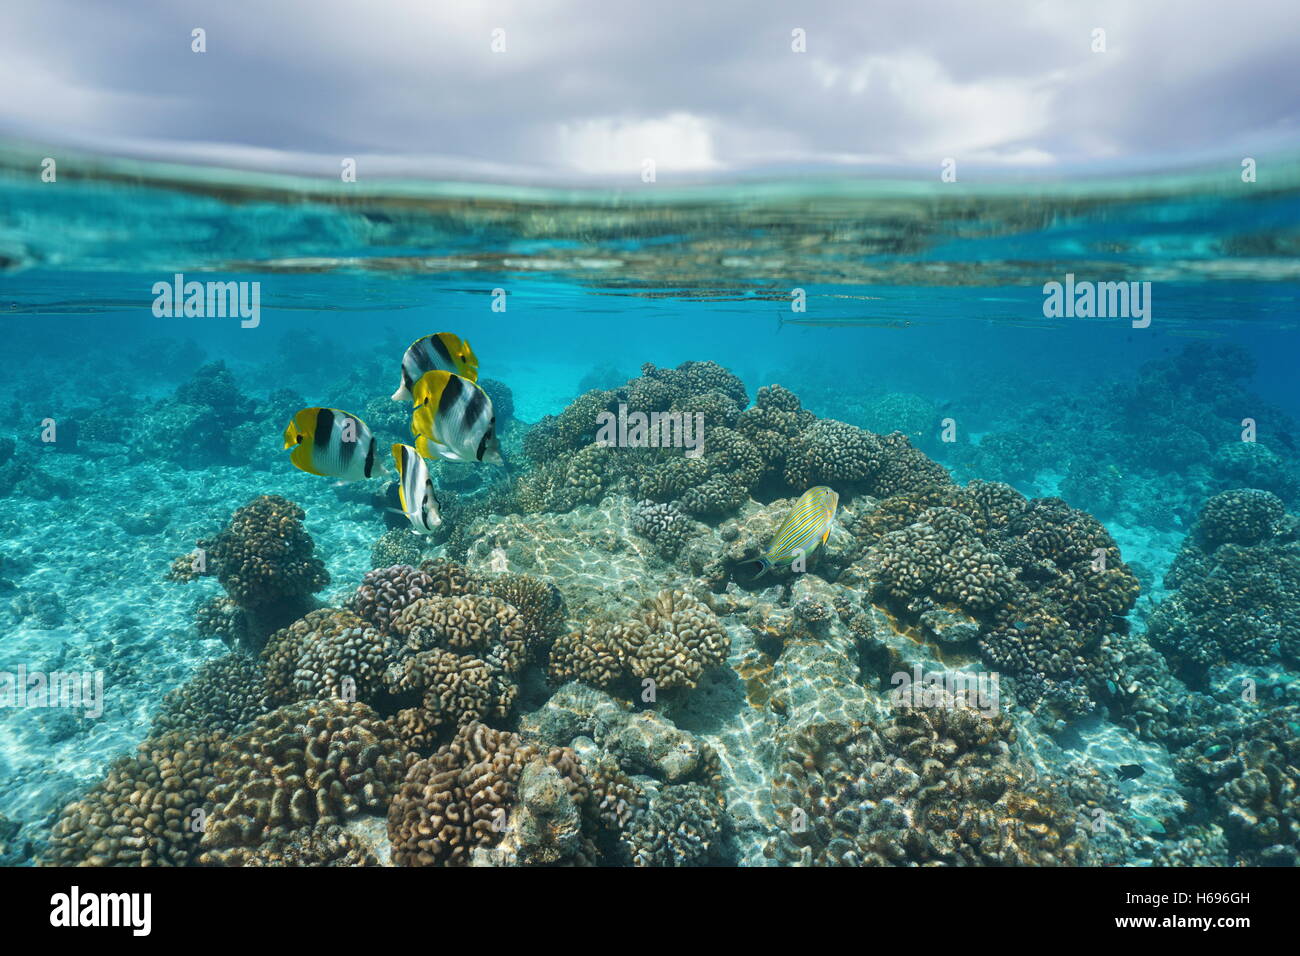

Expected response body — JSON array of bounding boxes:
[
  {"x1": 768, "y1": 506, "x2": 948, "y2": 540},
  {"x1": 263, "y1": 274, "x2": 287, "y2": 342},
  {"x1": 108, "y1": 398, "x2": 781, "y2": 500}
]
[
  {"x1": 409, "y1": 370, "x2": 505, "y2": 466},
  {"x1": 282, "y1": 407, "x2": 383, "y2": 481}
]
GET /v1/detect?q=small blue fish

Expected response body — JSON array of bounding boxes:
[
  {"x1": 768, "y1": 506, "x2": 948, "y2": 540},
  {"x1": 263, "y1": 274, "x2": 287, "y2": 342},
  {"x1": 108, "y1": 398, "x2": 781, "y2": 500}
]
[{"x1": 740, "y1": 486, "x2": 839, "y2": 579}]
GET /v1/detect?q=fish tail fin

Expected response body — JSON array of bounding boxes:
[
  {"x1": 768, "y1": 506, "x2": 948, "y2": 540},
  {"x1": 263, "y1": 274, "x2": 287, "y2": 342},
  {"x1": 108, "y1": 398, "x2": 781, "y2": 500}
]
[{"x1": 738, "y1": 557, "x2": 772, "y2": 580}]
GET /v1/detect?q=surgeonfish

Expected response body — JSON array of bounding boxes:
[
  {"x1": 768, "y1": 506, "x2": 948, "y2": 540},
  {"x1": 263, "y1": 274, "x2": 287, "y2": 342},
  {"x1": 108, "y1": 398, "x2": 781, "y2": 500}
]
[
  {"x1": 282, "y1": 407, "x2": 382, "y2": 481},
  {"x1": 392, "y1": 332, "x2": 479, "y2": 402},
  {"x1": 390, "y1": 443, "x2": 442, "y2": 533},
  {"x1": 409, "y1": 370, "x2": 504, "y2": 465},
  {"x1": 739, "y1": 486, "x2": 839, "y2": 579}
]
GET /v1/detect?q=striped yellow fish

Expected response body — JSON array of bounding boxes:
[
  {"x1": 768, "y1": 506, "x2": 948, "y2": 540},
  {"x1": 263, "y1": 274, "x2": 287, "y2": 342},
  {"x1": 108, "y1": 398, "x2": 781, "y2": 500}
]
[
  {"x1": 392, "y1": 332, "x2": 479, "y2": 402},
  {"x1": 391, "y1": 443, "x2": 442, "y2": 533},
  {"x1": 410, "y1": 370, "x2": 504, "y2": 465},
  {"x1": 741, "y1": 486, "x2": 839, "y2": 578},
  {"x1": 282, "y1": 407, "x2": 383, "y2": 481}
]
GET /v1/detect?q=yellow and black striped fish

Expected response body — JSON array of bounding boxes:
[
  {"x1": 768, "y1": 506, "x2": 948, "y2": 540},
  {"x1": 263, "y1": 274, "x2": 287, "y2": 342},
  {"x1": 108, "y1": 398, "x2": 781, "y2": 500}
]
[
  {"x1": 391, "y1": 443, "x2": 442, "y2": 533},
  {"x1": 740, "y1": 486, "x2": 839, "y2": 578},
  {"x1": 410, "y1": 370, "x2": 504, "y2": 465},
  {"x1": 391, "y1": 332, "x2": 478, "y2": 402},
  {"x1": 282, "y1": 407, "x2": 382, "y2": 481}
]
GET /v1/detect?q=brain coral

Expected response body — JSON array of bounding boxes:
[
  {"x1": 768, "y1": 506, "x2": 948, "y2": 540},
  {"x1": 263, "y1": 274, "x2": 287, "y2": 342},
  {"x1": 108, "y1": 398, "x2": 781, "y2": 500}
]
[
  {"x1": 198, "y1": 699, "x2": 409, "y2": 864},
  {"x1": 766, "y1": 699, "x2": 1088, "y2": 866},
  {"x1": 151, "y1": 653, "x2": 270, "y2": 736},
  {"x1": 348, "y1": 564, "x2": 441, "y2": 635},
  {"x1": 482, "y1": 571, "x2": 568, "y2": 649},
  {"x1": 1194, "y1": 488, "x2": 1285, "y2": 549},
  {"x1": 547, "y1": 590, "x2": 730, "y2": 694},
  {"x1": 193, "y1": 595, "x2": 252, "y2": 650},
  {"x1": 387, "y1": 721, "x2": 585, "y2": 866},
  {"x1": 627, "y1": 589, "x2": 732, "y2": 690},
  {"x1": 205, "y1": 495, "x2": 328, "y2": 612},
  {"x1": 623, "y1": 782, "x2": 729, "y2": 866},
  {"x1": 1173, "y1": 704, "x2": 1300, "y2": 865},
  {"x1": 262, "y1": 608, "x2": 393, "y2": 706},
  {"x1": 205, "y1": 822, "x2": 379, "y2": 866},
  {"x1": 44, "y1": 731, "x2": 224, "y2": 866},
  {"x1": 632, "y1": 499, "x2": 692, "y2": 557},
  {"x1": 1148, "y1": 491, "x2": 1299, "y2": 677},
  {"x1": 867, "y1": 506, "x2": 1017, "y2": 614},
  {"x1": 782, "y1": 419, "x2": 882, "y2": 490},
  {"x1": 383, "y1": 594, "x2": 531, "y2": 748},
  {"x1": 172, "y1": 495, "x2": 329, "y2": 646}
]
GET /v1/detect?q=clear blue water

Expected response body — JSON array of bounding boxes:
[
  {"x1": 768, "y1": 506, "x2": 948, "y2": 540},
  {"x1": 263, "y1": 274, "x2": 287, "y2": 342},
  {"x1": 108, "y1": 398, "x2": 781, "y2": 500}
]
[{"x1": 2, "y1": 145, "x2": 1298, "y2": 867}]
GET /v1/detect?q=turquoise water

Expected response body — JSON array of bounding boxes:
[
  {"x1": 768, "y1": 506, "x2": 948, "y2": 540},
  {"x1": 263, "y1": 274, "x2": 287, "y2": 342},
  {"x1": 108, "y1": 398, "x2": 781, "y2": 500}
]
[{"x1": 2, "y1": 145, "x2": 1299, "y2": 867}]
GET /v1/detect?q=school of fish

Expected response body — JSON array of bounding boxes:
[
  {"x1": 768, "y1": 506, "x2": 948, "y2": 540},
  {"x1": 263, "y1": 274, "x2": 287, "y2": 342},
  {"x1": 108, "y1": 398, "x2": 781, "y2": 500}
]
[{"x1": 281, "y1": 331, "x2": 499, "y2": 534}]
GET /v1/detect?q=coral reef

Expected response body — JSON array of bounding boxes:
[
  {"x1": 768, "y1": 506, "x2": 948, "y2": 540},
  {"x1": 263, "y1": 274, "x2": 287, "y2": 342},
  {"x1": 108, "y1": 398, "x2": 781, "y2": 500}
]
[
  {"x1": 766, "y1": 697, "x2": 1089, "y2": 866},
  {"x1": 44, "y1": 732, "x2": 224, "y2": 866},
  {"x1": 35, "y1": 346, "x2": 1299, "y2": 872},
  {"x1": 169, "y1": 495, "x2": 329, "y2": 648},
  {"x1": 1172, "y1": 703, "x2": 1300, "y2": 865},
  {"x1": 549, "y1": 589, "x2": 731, "y2": 694},
  {"x1": 151, "y1": 653, "x2": 270, "y2": 735},
  {"x1": 386, "y1": 720, "x2": 586, "y2": 866},
  {"x1": 1148, "y1": 490, "x2": 1299, "y2": 680},
  {"x1": 844, "y1": 482, "x2": 1140, "y2": 717},
  {"x1": 198, "y1": 699, "x2": 409, "y2": 864}
]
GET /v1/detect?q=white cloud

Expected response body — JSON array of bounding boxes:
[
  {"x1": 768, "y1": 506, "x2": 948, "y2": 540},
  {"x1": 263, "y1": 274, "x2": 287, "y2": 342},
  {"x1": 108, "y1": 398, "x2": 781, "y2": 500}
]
[
  {"x1": 809, "y1": 52, "x2": 1056, "y2": 159},
  {"x1": 552, "y1": 113, "x2": 721, "y2": 174}
]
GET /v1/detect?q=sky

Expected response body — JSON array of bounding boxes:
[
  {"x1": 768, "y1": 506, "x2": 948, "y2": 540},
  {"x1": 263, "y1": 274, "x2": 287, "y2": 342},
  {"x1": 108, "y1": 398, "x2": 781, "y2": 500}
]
[{"x1": 1, "y1": 0, "x2": 1298, "y2": 182}]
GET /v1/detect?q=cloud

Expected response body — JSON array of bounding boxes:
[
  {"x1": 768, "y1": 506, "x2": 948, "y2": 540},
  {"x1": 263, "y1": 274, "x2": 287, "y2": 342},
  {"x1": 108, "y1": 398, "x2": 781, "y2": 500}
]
[
  {"x1": 806, "y1": 52, "x2": 1057, "y2": 160},
  {"x1": 0, "y1": 0, "x2": 1296, "y2": 180},
  {"x1": 553, "y1": 113, "x2": 721, "y2": 174}
]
